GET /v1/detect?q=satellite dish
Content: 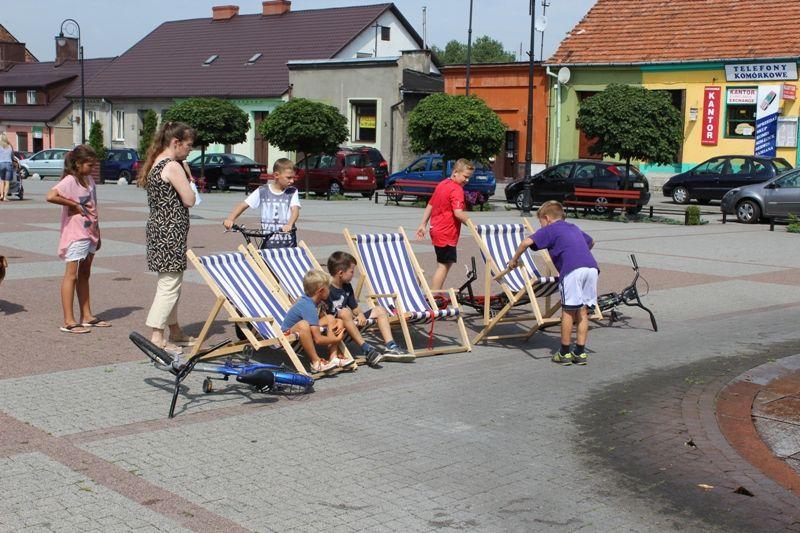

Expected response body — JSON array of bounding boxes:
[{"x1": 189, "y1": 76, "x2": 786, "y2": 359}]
[
  {"x1": 557, "y1": 66, "x2": 571, "y2": 85},
  {"x1": 535, "y1": 17, "x2": 548, "y2": 33}
]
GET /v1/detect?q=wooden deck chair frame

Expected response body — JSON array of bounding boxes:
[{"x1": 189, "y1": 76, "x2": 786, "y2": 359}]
[
  {"x1": 343, "y1": 226, "x2": 471, "y2": 357},
  {"x1": 467, "y1": 218, "x2": 601, "y2": 345},
  {"x1": 187, "y1": 249, "x2": 354, "y2": 377}
]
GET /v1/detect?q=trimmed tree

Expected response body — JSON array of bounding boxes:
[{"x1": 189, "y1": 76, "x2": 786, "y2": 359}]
[
  {"x1": 163, "y1": 98, "x2": 250, "y2": 179},
  {"x1": 257, "y1": 98, "x2": 348, "y2": 197},
  {"x1": 87, "y1": 120, "x2": 106, "y2": 161},
  {"x1": 431, "y1": 36, "x2": 516, "y2": 64},
  {"x1": 407, "y1": 93, "x2": 506, "y2": 177},
  {"x1": 576, "y1": 84, "x2": 683, "y2": 177},
  {"x1": 138, "y1": 109, "x2": 158, "y2": 158}
]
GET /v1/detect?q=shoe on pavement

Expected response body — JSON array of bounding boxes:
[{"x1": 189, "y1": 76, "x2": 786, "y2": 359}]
[
  {"x1": 337, "y1": 355, "x2": 356, "y2": 369},
  {"x1": 311, "y1": 359, "x2": 338, "y2": 373},
  {"x1": 551, "y1": 351, "x2": 573, "y2": 366},
  {"x1": 364, "y1": 347, "x2": 384, "y2": 367},
  {"x1": 571, "y1": 351, "x2": 588, "y2": 365},
  {"x1": 382, "y1": 346, "x2": 415, "y2": 363}
]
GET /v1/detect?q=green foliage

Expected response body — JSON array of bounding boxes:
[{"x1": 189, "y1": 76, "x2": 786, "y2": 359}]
[
  {"x1": 87, "y1": 120, "x2": 106, "y2": 161},
  {"x1": 407, "y1": 93, "x2": 505, "y2": 167},
  {"x1": 138, "y1": 110, "x2": 158, "y2": 157},
  {"x1": 258, "y1": 98, "x2": 348, "y2": 196},
  {"x1": 576, "y1": 84, "x2": 683, "y2": 168},
  {"x1": 431, "y1": 36, "x2": 516, "y2": 64},
  {"x1": 787, "y1": 213, "x2": 800, "y2": 233},
  {"x1": 685, "y1": 205, "x2": 701, "y2": 225},
  {"x1": 164, "y1": 98, "x2": 249, "y2": 148}
]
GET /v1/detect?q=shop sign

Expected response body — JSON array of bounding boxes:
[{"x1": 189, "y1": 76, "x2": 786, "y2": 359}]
[
  {"x1": 31, "y1": 126, "x2": 43, "y2": 139},
  {"x1": 755, "y1": 84, "x2": 781, "y2": 157},
  {"x1": 358, "y1": 116, "x2": 376, "y2": 129},
  {"x1": 782, "y1": 84, "x2": 796, "y2": 101},
  {"x1": 726, "y1": 88, "x2": 757, "y2": 105},
  {"x1": 725, "y1": 62, "x2": 798, "y2": 81},
  {"x1": 701, "y1": 86, "x2": 721, "y2": 146}
]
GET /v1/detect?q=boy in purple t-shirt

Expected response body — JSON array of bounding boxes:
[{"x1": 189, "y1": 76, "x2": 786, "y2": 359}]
[{"x1": 508, "y1": 201, "x2": 599, "y2": 366}]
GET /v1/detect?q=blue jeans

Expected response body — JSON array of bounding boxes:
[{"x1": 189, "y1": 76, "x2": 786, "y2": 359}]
[{"x1": 0, "y1": 162, "x2": 12, "y2": 181}]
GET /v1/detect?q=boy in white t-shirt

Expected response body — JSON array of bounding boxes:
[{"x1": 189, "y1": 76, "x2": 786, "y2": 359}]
[{"x1": 223, "y1": 158, "x2": 299, "y2": 246}]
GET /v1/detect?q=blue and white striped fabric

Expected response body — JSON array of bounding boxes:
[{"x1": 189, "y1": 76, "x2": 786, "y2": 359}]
[
  {"x1": 197, "y1": 252, "x2": 288, "y2": 339},
  {"x1": 255, "y1": 247, "x2": 314, "y2": 301},
  {"x1": 355, "y1": 232, "x2": 459, "y2": 323},
  {"x1": 475, "y1": 224, "x2": 560, "y2": 297}
]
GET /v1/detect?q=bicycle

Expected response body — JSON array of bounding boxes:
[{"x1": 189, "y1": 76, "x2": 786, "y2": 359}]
[
  {"x1": 596, "y1": 254, "x2": 658, "y2": 331},
  {"x1": 227, "y1": 223, "x2": 297, "y2": 249},
  {"x1": 129, "y1": 332, "x2": 314, "y2": 419}
]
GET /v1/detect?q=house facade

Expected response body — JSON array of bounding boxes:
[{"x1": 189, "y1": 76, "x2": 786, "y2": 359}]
[
  {"x1": 545, "y1": 0, "x2": 800, "y2": 176},
  {"x1": 72, "y1": 1, "x2": 430, "y2": 168},
  {"x1": 442, "y1": 63, "x2": 549, "y2": 179}
]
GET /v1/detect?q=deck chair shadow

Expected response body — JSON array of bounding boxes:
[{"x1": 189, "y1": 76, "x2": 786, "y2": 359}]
[
  {"x1": 467, "y1": 219, "x2": 602, "y2": 345},
  {"x1": 342, "y1": 226, "x2": 471, "y2": 357},
  {"x1": 187, "y1": 249, "x2": 351, "y2": 378}
]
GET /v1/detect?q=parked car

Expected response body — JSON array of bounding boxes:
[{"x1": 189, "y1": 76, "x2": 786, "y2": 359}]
[
  {"x1": 187, "y1": 153, "x2": 266, "y2": 190},
  {"x1": 504, "y1": 160, "x2": 650, "y2": 212},
  {"x1": 662, "y1": 155, "x2": 792, "y2": 204},
  {"x1": 17, "y1": 148, "x2": 69, "y2": 178},
  {"x1": 721, "y1": 168, "x2": 800, "y2": 224},
  {"x1": 347, "y1": 145, "x2": 388, "y2": 188},
  {"x1": 101, "y1": 148, "x2": 140, "y2": 183},
  {"x1": 386, "y1": 154, "x2": 496, "y2": 204},
  {"x1": 294, "y1": 149, "x2": 376, "y2": 196}
]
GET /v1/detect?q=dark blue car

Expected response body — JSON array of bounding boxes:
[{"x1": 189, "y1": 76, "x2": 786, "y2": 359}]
[
  {"x1": 101, "y1": 148, "x2": 140, "y2": 183},
  {"x1": 387, "y1": 154, "x2": 496, "y2": 205}
]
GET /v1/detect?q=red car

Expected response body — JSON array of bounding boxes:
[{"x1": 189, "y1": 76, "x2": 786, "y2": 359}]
[{"x1": 295, "y1": 150, "x2": 376, "y2": 197}]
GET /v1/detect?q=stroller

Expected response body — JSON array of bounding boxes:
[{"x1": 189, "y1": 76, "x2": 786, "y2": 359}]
[{"x1": 8, "y1": 158, "x2": 24, "y2": 200}]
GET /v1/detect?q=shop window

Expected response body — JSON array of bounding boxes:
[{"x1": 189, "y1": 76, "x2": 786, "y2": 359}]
[
  {"x1": 27, "y1": 90, "x2": 36, "y2": 105},
  {"x1": 351, "y1": 101, "x2": 377, "y2": 143},
  {"x1": 725, "y1": 87, "x2": 757, "y2": 138},
  {"x1": 777, "y1": 117, "x2": 798, "y2": 148},
  {"x1": 3, "y1": 91, "x2": 16, "y2": 105}
]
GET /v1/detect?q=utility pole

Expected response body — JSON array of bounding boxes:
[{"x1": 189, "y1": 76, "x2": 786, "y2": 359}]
[
  {"x1": 465, "y1": 0, "x2": 474, "y2": 96},
  {"x1": 521, "y1": 0, "x2": 536, "y2": 216}
]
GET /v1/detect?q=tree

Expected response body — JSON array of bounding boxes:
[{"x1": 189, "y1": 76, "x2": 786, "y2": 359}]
[
  {"x1": 87, "y1": 120, "x2": 106, "y2": 161},
  {"x1": 576, "y1": 84, "x2": 683, "y2": 178},
  {"x1": 431, "y1": 36, "x2": 516, "y2": 65},
  {"x1": 163, "y1": 98, "x2": 250, "y2": 178},
  {"x1": 257, "y1": 98, "x2": 348, "y2": 197},
  {"x1": 407, "y1": 93, "x2": 506, "y2": 177},
  {"x1": 138, "y1": 109, "x2": 158, "y2": 158}
]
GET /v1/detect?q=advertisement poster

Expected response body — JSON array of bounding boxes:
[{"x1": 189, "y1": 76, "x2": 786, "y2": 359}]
[
  {"x1": 755, "y1": 84, "x2": 781, "y2": 157},
  {"x1": 701, "y1": 86, "x2": 721, "y2": 146}
]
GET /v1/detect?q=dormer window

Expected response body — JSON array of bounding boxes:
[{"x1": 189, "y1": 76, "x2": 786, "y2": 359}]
[
  {"x1": 203, "y1": 54, "x2": 219, "y2": 66},
  {"x1": 3, "y1": 91, "x2": 15, "y2": 105},
  {"x1": 27, "y1": 90, "x2": 36, "y2": 105},
  {"x1": 247, "y1": 53, "x2": 262, "y2": 65}
]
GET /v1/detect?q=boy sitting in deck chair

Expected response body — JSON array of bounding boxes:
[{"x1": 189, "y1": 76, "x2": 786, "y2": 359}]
[
  {"x1": 326, "y1": 251, "x2": 415, "y2": 366},
  {"x1": 281, "y1": 269, "x2": 354, "y2": 373},
  {"x1": 507, "y1": 201, "x2": 599, "y2": 366}
]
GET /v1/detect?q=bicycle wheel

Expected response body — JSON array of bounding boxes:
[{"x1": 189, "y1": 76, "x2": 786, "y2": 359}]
[{"x1": 129, "y1": 332, "x2": 175, "y2": 371}]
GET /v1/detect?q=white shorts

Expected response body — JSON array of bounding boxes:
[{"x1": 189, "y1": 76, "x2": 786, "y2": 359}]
[
  {"x1": 560, "y1": 267, "x2": 598, "y2": 311},
  {"x1": 64, "y1": 239, "x2": 97, "y2": 262}
]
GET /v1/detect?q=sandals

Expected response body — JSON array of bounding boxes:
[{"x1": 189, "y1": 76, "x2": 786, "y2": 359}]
[
  {"x1": 60, "y1": 324, "x2": 90, "y2": 334},
  {"x1": 81, "y1": 318, "x2": 111, "y2": 328}
]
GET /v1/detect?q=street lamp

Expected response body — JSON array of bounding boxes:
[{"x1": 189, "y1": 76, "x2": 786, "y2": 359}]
[
  {"x1": 56, "y1": 19, "x2": 85, "y2": 144},
  {"x1": 465, "y1": 0, "x2": 474, "y2": 96},
  {"x1": 521, "y1": 0, "x2": 536, "y2": 216}
]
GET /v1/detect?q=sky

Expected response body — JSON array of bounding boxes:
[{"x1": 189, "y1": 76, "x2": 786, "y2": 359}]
[{"x1": 5, "y1": 0, "x2": 597, "y2": 63}]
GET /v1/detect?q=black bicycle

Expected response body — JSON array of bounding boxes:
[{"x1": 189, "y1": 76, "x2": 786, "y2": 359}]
[
  {"x1": 597, "y1": 254, "x2": 658, "y2": 331},
  {"x1": 228, "y1": 224, "x2": 297, "y2": 249}
]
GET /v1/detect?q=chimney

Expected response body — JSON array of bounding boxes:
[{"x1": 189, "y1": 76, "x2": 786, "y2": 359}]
[
  {"x1": 262, "y1": 0, "x2": 291, "y2": 16},
  {"x1": 0, "y1": 41, "x2": 26, "y2": 71},
  {"x1": 212, "y1": 5, "x2": 239, "y2": 21},
  {"x1": 54, "y1": 35, "x2": 78, "y2": 67}
]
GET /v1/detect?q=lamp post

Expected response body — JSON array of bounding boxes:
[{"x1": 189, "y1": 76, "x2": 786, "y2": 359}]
[
  {"x1": 465, "y1": 0, "x2": 474, "y2": 96},
  {"x1": 521, "y1": 0, "x2": 536, "y2": 216},
  {"x1": 57, "y1": 19, "x2": 84, "y2": 144}
]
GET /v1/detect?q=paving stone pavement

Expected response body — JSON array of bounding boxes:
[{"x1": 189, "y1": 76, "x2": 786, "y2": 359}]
[{"x1": 1, "y1": 181, "x2": 800, "y2": 531}]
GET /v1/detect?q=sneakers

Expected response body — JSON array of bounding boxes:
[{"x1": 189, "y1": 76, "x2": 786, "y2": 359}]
[
  {"x1": 337, "y1": 355, "x2": 357, "y2": 369},
  {"x1": 551, "y1": 351, "x2": 573, "y2": 366},
  {"x1": 382, "y1": 346, "x2": 416, "y2": 363},
  {"x1": 571, "y1": 351, "x2": 588, "y2": 365},
  {"x1": 310, "y1": 359, "x2": 338, "y2": 373},
  {"x1": 364, "y1": 348, "x2": 384, "y2": 368}
]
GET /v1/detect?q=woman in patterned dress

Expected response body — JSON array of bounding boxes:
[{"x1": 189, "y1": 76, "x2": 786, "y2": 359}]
[{"x1": 136, "y1": 121, "x2": 197, "y2": 352}]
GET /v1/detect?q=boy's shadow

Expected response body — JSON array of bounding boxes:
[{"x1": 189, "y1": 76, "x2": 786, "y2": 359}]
[{"x1": 0, "y1": 300, "x2": 25, "y2": 315}]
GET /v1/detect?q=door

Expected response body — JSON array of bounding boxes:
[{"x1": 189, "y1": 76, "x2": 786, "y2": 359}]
[
  {"x1": 763, "y1": 171, "x2": 800, "y2": 217},
  {"x1": 690, "y1": 157, "x2": 726, "y2": 199},
  {"x1": 426, "y1": 156, "x2": 446, "y2": 181},
  {"x1": 717, "y1": 156, "x2": 750, "y2": 198},
  {"x1": 503, "y1": 131, "x2": 518, "y2": 179},
  {"x1": 316, "y1": 154, "x2": 339, "y2": 191},
  {"x1": 535, "y1": 163, "x2": 574, "y2": 202},
  {"x1": 749, "y1": 158, "x2": 773, "y2": 186},
  {"x1": 204, "y1": 154, "x2": 225, "y2": 182},
  {"x1": 16, "y1": 132, "x2": 28, "y2": 152},
  {"x1": 253, "y1": 111, "x2": 269, "y2": 165},
  {"x1": 26, "y1": 150, "x2": 48, "y2": 174},
  {"x1": 32, "y1": 136, "x2": 42, "y2": 153}
]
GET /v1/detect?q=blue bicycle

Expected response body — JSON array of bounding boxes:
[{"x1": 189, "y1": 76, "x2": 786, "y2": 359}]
[{"x1": 129, "y1": 332, "x2": 314, "y2": 418}]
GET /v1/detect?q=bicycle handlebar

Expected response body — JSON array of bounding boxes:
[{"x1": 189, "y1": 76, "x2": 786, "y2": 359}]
[{"x1": 630, "y1": 254, "x2": 639, "y2": 270}]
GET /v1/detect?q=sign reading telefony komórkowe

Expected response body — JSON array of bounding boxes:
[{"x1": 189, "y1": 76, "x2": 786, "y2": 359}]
[{"x1": 725, "y1": 62, "x2": 798, "y2": 82}]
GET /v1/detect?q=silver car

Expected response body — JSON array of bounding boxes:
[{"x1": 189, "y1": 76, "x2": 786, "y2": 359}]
[
  {"x1": 18, "y1": 148, "x2": 69, "y2": 178},
  {"x1": 721, "y1": 168, "x2": 800, "y2": 223}
]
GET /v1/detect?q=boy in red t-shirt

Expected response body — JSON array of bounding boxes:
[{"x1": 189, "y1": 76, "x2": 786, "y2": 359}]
[{"x1": 416, "y1": 159, "x2": 475, "y2": 290}]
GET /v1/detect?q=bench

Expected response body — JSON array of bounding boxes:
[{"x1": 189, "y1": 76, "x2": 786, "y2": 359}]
[
  {"x1": 564, "y1": 187, "x2": 643, "y2": 215},
  {"x1": 384, "y1": 179, "x2": 437, "y2": 205}
]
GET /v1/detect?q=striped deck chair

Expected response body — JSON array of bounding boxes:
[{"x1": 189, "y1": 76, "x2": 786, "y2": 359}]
[
  {"x1": 187, "y1": 250, "x2": 351, "y2": 377},
  {"x1": 468, "y1": 219, "x2": 585, "y2": 344},
  {"x1": 343, "y1": 227, "x2": 471, "y2": 357}
]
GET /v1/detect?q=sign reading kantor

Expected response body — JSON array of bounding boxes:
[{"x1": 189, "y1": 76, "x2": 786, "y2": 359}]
[{"x1": 725, "y1": 62, "x2": 798, "y2": 82}]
